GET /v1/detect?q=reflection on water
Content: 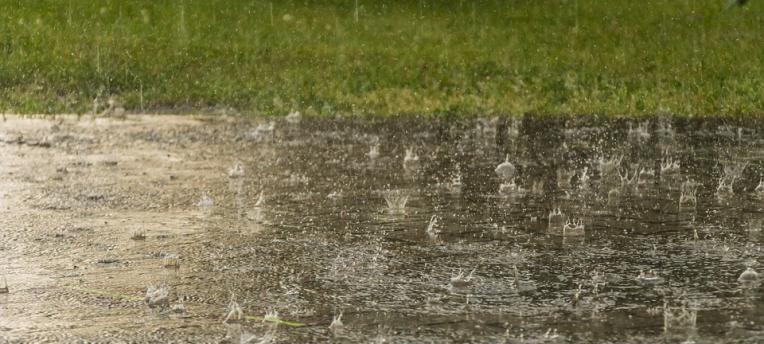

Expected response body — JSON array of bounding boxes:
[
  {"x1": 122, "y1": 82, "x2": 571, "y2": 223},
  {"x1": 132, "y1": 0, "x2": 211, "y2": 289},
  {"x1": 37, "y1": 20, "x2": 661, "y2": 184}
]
[{"x1": 0, "y1": 115, "x2": 762, "y2": 342}]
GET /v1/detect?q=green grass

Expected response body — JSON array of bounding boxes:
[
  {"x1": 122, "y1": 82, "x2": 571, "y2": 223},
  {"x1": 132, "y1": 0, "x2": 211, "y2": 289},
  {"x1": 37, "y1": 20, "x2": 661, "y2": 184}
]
[{"x1": 0, "y1": 0, "x2": 762, "y2": 116}]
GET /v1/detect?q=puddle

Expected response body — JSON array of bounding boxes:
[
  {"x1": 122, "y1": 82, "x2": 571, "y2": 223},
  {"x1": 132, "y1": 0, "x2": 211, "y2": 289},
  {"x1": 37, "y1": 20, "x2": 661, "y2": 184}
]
[{"x1": 0, "y1": 115, "x2": 762, "y2": 343}]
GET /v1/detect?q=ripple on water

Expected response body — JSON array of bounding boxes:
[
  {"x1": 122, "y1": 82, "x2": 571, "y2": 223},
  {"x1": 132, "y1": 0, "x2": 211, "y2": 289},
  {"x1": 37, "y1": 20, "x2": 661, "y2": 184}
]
[{"x1": 0, "y1": 115, "x2": 763, "y2": 342}]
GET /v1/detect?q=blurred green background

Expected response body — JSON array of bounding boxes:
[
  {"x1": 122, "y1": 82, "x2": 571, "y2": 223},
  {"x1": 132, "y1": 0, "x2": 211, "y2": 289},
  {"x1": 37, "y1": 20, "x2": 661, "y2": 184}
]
[{"x1": 0, "y1": 0, "x2": 761, "y2": 116}]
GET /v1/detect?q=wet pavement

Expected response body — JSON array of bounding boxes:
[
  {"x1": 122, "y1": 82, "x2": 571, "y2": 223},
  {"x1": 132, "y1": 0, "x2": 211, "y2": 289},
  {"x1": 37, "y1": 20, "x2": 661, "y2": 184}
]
[{"x1": 0, "y1": 114, "x2": 762, "y2": 343}]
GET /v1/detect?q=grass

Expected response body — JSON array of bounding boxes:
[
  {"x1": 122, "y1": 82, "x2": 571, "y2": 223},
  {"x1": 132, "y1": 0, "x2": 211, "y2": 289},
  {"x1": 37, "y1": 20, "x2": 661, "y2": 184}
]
[{"x1": 0, "y1": 0, "x2": 762, "y2": 117}]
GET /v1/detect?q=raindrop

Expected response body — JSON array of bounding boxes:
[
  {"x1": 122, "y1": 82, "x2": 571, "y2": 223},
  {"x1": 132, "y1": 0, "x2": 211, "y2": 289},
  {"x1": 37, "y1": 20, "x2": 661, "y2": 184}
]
[
  {"x1": 572, "y1": 284, "x2": 583, "y2": 307},
  {"x1": 170, "y1": 303, "x2": 185, "y2": 314},
  {"x1": 247, "y1": 121, "x2": 276, "y2": 141},
  {"x1": 367, "y1": 144, "x2": 380, "y2": 160},
  {"x1": 563, "y1": 218, "x2": 585, "y2": 236},
  {"x1": 285, "y1": 110, "x2": 301, "y2": 124},
  {"x1": 531, "y1": 180, "x2": 544, "y2": 195},
  {"x1": 679, "y1": 180, "x2": 698, "y2": 206},
  {"x1": 619, "y1": 167, "x2": 641, "y2": 187},
  {"x1": 627, "y1": 122, "x2": 651, "y2": 141},
  {"x1": 255, "y1": 191, "x2": 265, "y2": 207},
  {"x1": 426, "y1": 215, "x2": 440, "y2": 236},
  {"x1": 162, "y1": 254, "x2": 180, "y2": 269},
  {"x1": 329, "y1": 312, "x2": 344, "y2": 332},
  {"x1": 130, "y1": 229, "x2": 146, "y2": 241},
  {"x1": 403, "y1": 147, "x2": 420, "y2": 170},
  {"x1": 499, "y1": 179, "x2": 525, "y2": 197},
  {"x1": 596, "y1": 155, "x2": 623, "y2": 180},
  {"x1": 660, "y1": 154, "x2": 680, "y2": 175},
  {"x1": 548, "y1": 208, "x2": 565, "y2": 234},
  {"x1": 656, "y1": 121, "x2": 675, "y2": 139},
  {"x1": 663, "y1": 302, "x2": 697, "y2": 332},
  {"x1": 557, "y1": 168, "x2": 575, "y2": 188},
  {"x1": 228, "y1": 161, "x2": 245, "y2": 178},
  {"x1": 635, "y1": 270, "x2": 663, "y2": 285},
  {"x1": 495, "y1": 155, "x2": 516, "y2": 180},
  {"x1": 224, "y1": 294, "x2": 244, "y2": 323},
  {"x1": 263, "y1": 309, "x2": 280, "y2": 323},
  {"x1": 448, "y1": 170, "x2": 463, "y2": 194},
  {"x1": 578, "y1": 167, "x2": 590, "y2": 189},
  {"x1": 197, "y1": 194, "x2": 214, "y2": 209},
  {"x1": 383, "y1": 190, "x2": 409, "y2": 213},
  {"x1": 449, "y1": 268, "x2": 475, "y2": 290},
  {"x1": 716, "y1": 177, "x2": 734, "y2": 197},
  {"x1": 145, "y1": 284, "x2": 171, "y2": 309},
  {"x1": 543, "y1": 328, "x2": 560, "y2": 339},
  {"x1": 754, "y1": 179, "x2": 764, "y2": 195},
  {"x1": 737, "y1": 267, "x2": 759, "y2": 283},
  {"x1": 507, "y1": 118, "x2": 521, "y2": 139},
  {"x1": 327, "y1": 190, "x2": 342, "y2": 200}
]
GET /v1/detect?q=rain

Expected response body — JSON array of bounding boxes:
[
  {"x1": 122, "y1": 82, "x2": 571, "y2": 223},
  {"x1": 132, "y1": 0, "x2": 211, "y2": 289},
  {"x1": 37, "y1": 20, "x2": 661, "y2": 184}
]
[
  {"x1": 0, "y1": 115, "x2": 762, "y2": 342},
  {"x1": 0, "y1": 1, "x2": 762, "y2": 343}
]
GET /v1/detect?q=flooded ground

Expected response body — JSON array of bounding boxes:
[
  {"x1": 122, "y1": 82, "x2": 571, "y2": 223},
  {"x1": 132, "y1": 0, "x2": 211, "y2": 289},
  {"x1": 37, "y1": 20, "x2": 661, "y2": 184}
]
[{"x1": 0, "y1": 114, "x2": 762, "y2": 343}]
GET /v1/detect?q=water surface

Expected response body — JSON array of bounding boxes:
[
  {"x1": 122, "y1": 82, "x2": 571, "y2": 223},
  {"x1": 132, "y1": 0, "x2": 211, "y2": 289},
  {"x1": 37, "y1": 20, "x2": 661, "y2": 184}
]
[{"x1": 0, "y1": 115, "x2": 762, "y2": 343}]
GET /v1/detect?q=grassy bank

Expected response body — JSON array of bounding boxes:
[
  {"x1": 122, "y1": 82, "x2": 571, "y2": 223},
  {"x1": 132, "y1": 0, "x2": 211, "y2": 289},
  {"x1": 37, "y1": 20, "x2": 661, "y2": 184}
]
[{"x1": 0, "y1": 1, "x2": 762, "y2": 116}]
